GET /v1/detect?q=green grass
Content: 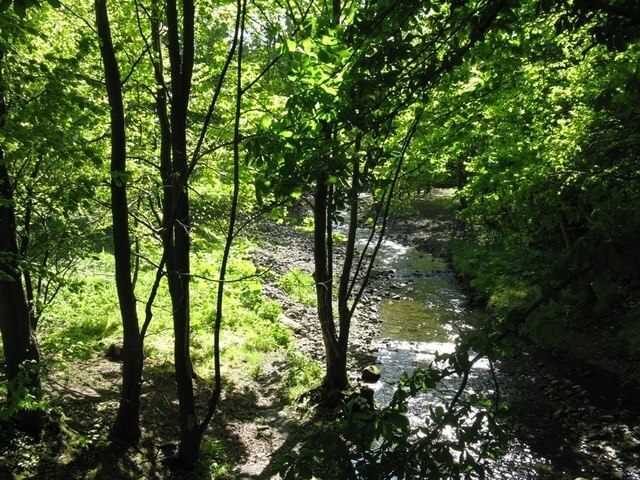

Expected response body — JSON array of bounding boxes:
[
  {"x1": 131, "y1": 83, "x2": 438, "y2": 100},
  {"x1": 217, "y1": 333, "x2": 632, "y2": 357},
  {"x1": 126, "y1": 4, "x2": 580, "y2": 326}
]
[
  {"x1": 282, "y1": 350, "x2": 323, "y2": 400},
  {"x1": 197, "y1": 438, "x2": 232, "y2": 479},
  {"x1": 277, "y1": 269, "x2": 316, "y2": 306},
  {"x1": 1, "y1": 234, "x2": 326, "y2": 478}
]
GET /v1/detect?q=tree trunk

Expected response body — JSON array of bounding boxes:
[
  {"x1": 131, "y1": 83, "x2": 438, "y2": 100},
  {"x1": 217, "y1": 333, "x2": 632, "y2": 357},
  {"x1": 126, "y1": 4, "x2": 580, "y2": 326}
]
[
  {"x1": 0, "y1": 48, "x2": 41, "y2": 419},
  {"x1": 95, "y1": 0, "x2": 142, "y2": 443},
  {"x1": 316, "y1": 0, "x2": 350, "y2": 393},
  {"x1": 337, "y1": 156, "x2": 360, "y2": 361},
  {"x1": 165, "y1": 0, "x2": 201, "y2": 468},
  {"x1": 0, "y1": 166, "x2": 40, "y2": 400},
  {"x1": 313, "y1": 175, "x2": 348, "y2": 391}
]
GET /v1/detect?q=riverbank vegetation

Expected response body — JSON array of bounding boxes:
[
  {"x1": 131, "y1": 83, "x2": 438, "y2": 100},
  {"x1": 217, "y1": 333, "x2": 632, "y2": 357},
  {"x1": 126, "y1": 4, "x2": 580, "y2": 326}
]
[{"x1": 1, "y1": 0, "x2": 639, "y2": 478}]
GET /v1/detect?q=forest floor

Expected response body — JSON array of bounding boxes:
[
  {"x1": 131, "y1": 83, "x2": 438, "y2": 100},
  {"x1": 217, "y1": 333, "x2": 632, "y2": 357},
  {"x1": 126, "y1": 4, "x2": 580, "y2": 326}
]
[
  {"x1": 3, "y1": 190, "x2": 639, "y2": 479},
  {"x1": 0, "y1": 202, "x2": 383, "y2": 480}
]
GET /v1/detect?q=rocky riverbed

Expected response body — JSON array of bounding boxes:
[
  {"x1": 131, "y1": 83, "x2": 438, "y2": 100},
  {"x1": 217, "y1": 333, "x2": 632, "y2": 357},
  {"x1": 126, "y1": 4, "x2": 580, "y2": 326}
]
[
  {"x1": 250, "y1": 219, "x2": 382, "y2": 374},
  {"x1": 249, "y1": 190, "x2": 466, "y2": 375},
  {"x1": 249, "y1": 190, "x2": 640, "y2": 479}
]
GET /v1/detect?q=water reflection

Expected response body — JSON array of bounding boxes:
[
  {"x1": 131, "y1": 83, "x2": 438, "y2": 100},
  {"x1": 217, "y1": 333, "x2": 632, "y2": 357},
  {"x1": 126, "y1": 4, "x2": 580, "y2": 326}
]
[
  {"x1": 365, "y1": 236, "x2": 559, "y2": 479},
  {"x1": 349, "y1": 221, "x2": 639, "y2": 478}
]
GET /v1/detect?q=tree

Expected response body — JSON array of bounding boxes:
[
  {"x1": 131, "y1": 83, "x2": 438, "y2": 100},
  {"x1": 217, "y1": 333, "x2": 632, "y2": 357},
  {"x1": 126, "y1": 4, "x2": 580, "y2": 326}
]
[
  {"x1": 1, "y1": 0, "x2": 105, "y2": 428},
  {"x1": 250, "y1": 0, "x2": 520, "y2": 395},
  {"x1": 0, "y1": 2, "x2": 62, "y2": 428},
  {"x1": 94, "y1": 0, "x2": 144, "y2": 443},
  {"x1": 0, "y1": 43, "x2": 41, "y2": 418},
  {"x1": 91, "y1": 0, "x2": 255, "y2": 465},
  {"x1": 131, "y1": 0, "x2": 246, "y2": 466}
]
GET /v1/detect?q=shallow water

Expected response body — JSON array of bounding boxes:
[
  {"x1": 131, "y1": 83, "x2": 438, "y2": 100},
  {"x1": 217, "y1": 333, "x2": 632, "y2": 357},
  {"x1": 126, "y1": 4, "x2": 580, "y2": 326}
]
[{"x1": 364, "y1": 234, "x2": 640, "y2": 479}]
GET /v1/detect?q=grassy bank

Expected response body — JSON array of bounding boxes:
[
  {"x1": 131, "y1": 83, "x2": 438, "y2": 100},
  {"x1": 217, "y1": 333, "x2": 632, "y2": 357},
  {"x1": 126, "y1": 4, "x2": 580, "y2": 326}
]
[
  {"x1": 450, "y1": 236, "x2": 640, "y2": 383},
  {"x1": 0, "y1": 239, "x2": 323, "y2": 479}
]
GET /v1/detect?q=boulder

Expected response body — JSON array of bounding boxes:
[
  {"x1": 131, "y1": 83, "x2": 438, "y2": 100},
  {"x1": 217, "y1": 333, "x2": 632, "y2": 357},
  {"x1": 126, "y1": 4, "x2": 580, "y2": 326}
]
[
  {"x1": 278, "y1": 314, "x2": 303, "y2": 333},
  {"x1": 361, "y1": 365, "x2": 381, "y2": 383}
]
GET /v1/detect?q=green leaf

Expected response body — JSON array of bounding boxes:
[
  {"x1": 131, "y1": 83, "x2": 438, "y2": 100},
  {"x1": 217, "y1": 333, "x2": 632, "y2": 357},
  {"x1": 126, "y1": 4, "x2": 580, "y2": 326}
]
[
  {"x1": 260, "y1": 116, "x2": 273, "y2": 129},
  {"x1": 434, "y1": 405, "x2": 445, "y2": 421},
  {"x1": 13, "y1": 0, "x2": 28, "y2": 17},
  {"x1": 301, "y1": 37, "x2": 314, "y2": 54},
  {"x1": 320, "y1": 84, "x2": 338, "y2": 96},
  {"x1": 320, "y1": 35, "x2": 335, "y2": 46}
]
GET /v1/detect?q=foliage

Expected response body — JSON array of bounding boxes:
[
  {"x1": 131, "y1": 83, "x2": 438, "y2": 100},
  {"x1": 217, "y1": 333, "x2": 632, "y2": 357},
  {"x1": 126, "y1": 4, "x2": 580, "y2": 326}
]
[
  {"x1": 277, "y1": 268, "x2": 317, "y2": 306},
  {"x1": 282, "y1": 350, "x2": 323, "y2": 400},
  {"x1": 433, "y1": 1, "x2": 640, "y2": 354},
  {"x1": 0, "y1": 360, "x2": 47, "y2": 422},
  {"x1": 2, "y1": 0, "x2": 639, "y2": 475},
  {"x1": 350, "y1": 363, "x2": 507, "y2": 479},
  {"x1": 0, "y1": 0, "x2": 59, "y2": 17},
  {"x1": 196, "y1": 438, "x2": 232, "y2": 479},
  {"x1": 1, "y1": 2, "x2": 107, "y2": 321},
  {"x1": 451, "y1": 240, "x2": 544, "y2": 314},
  {"x1": 273, "y1": 342, "x2": 507, "y2": 480}
]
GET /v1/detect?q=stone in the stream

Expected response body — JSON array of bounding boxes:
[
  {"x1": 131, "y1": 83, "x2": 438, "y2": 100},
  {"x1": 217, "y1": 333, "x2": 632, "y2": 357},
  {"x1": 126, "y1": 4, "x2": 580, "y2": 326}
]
[{"x1": 361, "y1": 365, "x2": 381, "y2": 383}]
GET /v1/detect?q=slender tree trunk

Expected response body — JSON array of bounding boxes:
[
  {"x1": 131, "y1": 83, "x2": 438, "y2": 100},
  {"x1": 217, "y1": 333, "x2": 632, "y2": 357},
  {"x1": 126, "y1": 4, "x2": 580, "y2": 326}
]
[
  {"x1": 0, "y1": 48, "x2": 41, "y2": 420},
  {"x1": 164, "y1": 0, "x2": 201, "y2": 468},
  {"x1": 314, "y1": 0, "x2": 350, "y2": 393},
  {"x1": 150, "y1": 0, "x2": 172, "y2": 241},
  {"x1": 211, "y1": 0, "x2": 246, "y2": 411},
  {"x1": 313, "y1": 174, "x2": 348, "y2": 391},
  {"x1": 20, "y1": 155, "x2": 43, "y2": 330},
  {"x1": 337, "y1": 155, "x2": 360, "y2": 350},
  {"x1": 456, "y1": 159, "x2": 468, "y2": 209},
  {"x1": 95, "y1": 0, "x2": 143, "y2": 442}
]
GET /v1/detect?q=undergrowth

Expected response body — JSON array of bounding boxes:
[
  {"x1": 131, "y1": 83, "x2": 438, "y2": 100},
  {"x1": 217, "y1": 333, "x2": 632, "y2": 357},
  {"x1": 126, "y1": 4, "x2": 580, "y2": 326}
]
[
  {"x1": 2, "y1": 236, "x2": 322, "y2": 479},
  {"x1": 277, "y1": 268, "x2": 316, "y2": 306},
  {"x1": 450, "y1": 236, "x2": 640, "y2": 358}
]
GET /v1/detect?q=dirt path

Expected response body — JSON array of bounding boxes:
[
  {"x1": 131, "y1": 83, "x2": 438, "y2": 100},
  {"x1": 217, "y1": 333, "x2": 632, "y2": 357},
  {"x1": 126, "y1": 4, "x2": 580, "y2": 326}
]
[{"x1": 218, "y1": 216, "x2": 383, "y2": 478}]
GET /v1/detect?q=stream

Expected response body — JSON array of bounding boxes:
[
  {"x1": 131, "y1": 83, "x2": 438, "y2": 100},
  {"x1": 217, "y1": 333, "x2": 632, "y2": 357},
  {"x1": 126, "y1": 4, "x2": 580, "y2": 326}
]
[{"x1": 361, "y1": 233, "x2": 640, "y2": 479}]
